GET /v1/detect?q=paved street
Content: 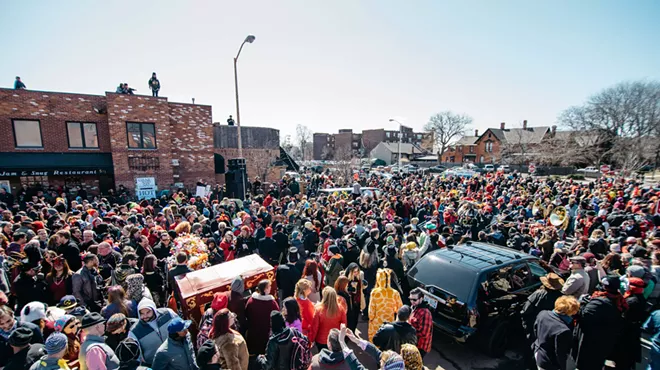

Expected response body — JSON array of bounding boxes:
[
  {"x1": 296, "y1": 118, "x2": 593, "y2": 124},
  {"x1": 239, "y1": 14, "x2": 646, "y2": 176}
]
[{"x1": 349, "y1": 318, "x2": 652, "y2": 369}]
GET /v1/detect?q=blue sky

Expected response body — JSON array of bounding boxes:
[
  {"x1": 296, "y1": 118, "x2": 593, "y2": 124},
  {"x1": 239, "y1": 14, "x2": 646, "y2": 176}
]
[{"x1": 1, "y1": 1, "x2": 659, "y2": 140}]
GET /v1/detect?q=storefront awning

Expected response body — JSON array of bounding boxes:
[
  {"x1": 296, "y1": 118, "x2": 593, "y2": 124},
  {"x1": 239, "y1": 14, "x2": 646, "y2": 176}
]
[{"x1": 0, "y1": 152, "x2": 114, "y2": 176}]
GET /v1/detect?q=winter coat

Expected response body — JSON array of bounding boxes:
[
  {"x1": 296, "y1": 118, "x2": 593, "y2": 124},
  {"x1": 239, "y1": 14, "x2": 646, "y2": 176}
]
[
  {"x1": 533, "y1": 310, "x2": 574, "y2": 370},
  {"x1": 324, "y1": 255, "x2": 343, "y2": 288},
  {"x1": 368, "y1": 269, "x2": 402, "y2": 341},
  {"x1": 214, "y1": 331, "x2": 249, "y2": 370},
  {"x1": 521, "y1": 288, "x2": 564, "y2": 341},
  {"x1": 79, "y1": 334, "x2": 120, "y2": 370},
  {"x1": 227, "y1": 291, "x2": 247, "y2": 335},
  {"x1": 105, "y1": 318, "x2": 137, "y2": 351},
  {"x1": 310, "y1": 304, "x2": 347, "y2": 345},
  {"x1": 275, "y1": 264, "x2": 302, "y2": 299},
  {"x1": 561, "y1": 270, "x2": 590, "y2": 298},
  {"x1": 151, "y1": 335, "x2": 199, "y2": 370},
  {"x1": 258, "y1": 237, "x2": 279, "y2": 266},
  {"x1": 257, "y1": 327, "x2": 302, "y2": 370},
  {"x1": 128, "y1": 301, "x2": 178, "y2": 366},
  {"x1": 29, "y1": 356, "x2": 68, "y2": 370},
  {"x1": 296, "y1": 297, "x2": 315, "y2": 338},
  {"x1": 573, "y1": 296, "x2": 624, "y2": 370},
  {"x1": 372, "y1": 321, "x2": 417, "y2": 353},
  {"x1": 4, "y1": 343, "x2": 45, "y2": 370},
  {"x1": 244, "y1": 292, "x2": 279, "y2": 355},
  {"x1": 610, "y1": 294, "x2": 646, "y2": 369},
  {"x1": 309, "y1": 349, "x2": 352, "y2": 370},
  {"x1": 72, "y1": 266, "x2": 102, "y2": 310},
  {"x1": 0, "y1": 320, "x2": 43, "y2": 366}
]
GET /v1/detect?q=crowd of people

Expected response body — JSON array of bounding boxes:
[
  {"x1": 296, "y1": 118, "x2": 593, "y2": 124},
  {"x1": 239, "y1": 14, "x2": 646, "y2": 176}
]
[{"x1": 0, "y1": 167, "x2": 657, "y2": 370}]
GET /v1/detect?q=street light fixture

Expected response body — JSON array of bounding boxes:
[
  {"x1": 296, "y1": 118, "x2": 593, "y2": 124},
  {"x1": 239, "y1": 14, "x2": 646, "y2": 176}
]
[
  {"x1": 234, "y1": 34, "x2": 255, "y2": 159},
  {"x1": 389, "y1": 118, "x2": 403, "y2": 169}
]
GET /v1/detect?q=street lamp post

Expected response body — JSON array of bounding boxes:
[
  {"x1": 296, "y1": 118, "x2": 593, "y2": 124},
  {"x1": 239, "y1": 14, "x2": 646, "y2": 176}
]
[
  {"x1": 233, "y1": 35, "x2": 255, "y2": 200},
  {"x1": 234, "y1": 35, "x2": 255, "y2": 159},
  {"x1": 389, "y1": 119, "x2": 403, "y2": 168}
]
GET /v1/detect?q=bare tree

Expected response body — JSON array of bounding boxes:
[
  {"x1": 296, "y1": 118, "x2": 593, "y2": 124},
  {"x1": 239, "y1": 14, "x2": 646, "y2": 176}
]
[
  {"x1": 558, "y1": 80, "x2": 660, "y2": 170},
  {"x1": 424, "y1": 111, "x2": 473, "y2": 163},
  {"x1": 295, "y1": 124, "x2": 313, "y2": 161},
  {"x1": 333, "y1": 145, "x2": 355, "y2": 186}
]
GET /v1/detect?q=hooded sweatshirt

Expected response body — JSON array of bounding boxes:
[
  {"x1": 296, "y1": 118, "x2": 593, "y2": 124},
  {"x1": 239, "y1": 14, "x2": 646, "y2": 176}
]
[
  {"x1": 309, "y1": 349, "x2": 351, "y2": 370},
  {"x1": 128, "y1": 298, "x2": 178, "y2": 366},
  {"x1": 368, "y1": 269, "x2": 403, "y2": 341}
]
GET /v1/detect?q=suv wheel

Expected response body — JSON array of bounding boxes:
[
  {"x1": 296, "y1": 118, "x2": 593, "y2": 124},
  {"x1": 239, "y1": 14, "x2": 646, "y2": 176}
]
[{"x1": 484, "y1": 321, "x2": 509, "y2": 357}]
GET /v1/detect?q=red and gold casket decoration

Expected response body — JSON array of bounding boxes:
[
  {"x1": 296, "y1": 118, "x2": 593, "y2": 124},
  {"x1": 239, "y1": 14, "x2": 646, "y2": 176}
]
[{"x1": 174, "y1": 254, "x2": 276, "y2": 329}]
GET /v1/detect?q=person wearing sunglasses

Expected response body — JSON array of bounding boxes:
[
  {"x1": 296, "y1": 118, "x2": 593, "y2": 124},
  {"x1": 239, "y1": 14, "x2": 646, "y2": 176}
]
[{"x1": 408, "y1": 288, "x2": 433, "y2": 358}]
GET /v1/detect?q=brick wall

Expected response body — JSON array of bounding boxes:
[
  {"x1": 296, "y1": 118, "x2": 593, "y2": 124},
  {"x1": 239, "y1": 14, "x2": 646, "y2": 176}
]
[
  {"x1": 0, "y1": 89, "x2": 111, "y2": 153},
  {"x1": 362, "y1": 129, "x2": 385, "y2": 153},
  {"x1": 106, "y1": 93, "x2": 175, "y2": 191},
  {"x1": 169, "y1": 103, "x2": 214, "y2": 189}
]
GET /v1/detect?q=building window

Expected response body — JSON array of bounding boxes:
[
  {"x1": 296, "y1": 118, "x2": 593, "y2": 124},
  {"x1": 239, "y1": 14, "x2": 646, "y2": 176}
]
[
  {"x1": 127, "y1": 122, "x2": 157, "y2": 149},
  {"x1": 13, "y1": 119, "x2": 43, "y2": 148},
  {"x1": 352, "y1": 142, "x2": 358, "y2": 148},
  {"x1": 469, "y1": 146, "x2": 474, "y2": 153},
  {"x1": 485, "y1": 141, "x2": 493, "y2": 153},
  {"x1": 449, "y1": 156, "x2": 455, "y2": 162},
  {"x1": 386, "y1": 132, "x2": 391, "y2": 138},
  {"x1": 480, "y1": 155, "x2": 484, "y2": 163},
  {"x1": 67, "y1": 122, "x2": 98, "y2": 148}
]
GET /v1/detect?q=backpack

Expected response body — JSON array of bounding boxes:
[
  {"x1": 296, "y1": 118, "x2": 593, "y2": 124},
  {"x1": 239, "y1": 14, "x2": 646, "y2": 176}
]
[{"x1": 290, "y1": 329, "x2": 312, "y2": 370}]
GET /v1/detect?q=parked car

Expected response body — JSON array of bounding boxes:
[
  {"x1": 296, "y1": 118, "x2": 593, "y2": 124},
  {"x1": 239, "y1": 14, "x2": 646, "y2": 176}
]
[
  {"x1": 407, "y1": 241, "x2": 546, "y2": 356},
  {"x1": 499, "y1": 165, "x2": 511, "y2": 173},
  {"x1": 427, "y1": 165, "x2": 446, "y2": 173},
  {"x1": 576, "y1": 166, "x2": 599, "y2": 173},
  {"x1": 483, "y1": 164, "x2": 495, "y2": 172}
]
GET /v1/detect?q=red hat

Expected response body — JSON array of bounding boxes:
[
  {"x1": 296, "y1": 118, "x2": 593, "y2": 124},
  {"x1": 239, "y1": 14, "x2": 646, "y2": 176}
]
[
  {"x1": 211, "y1": 292, "x2": 228, "y2": 312},
  {"x1": 265, "y1": 227, "x2": 273, "y2": 238},
  {"x1": 32, "y1": 221, "x2": 44, "y2": 230}
]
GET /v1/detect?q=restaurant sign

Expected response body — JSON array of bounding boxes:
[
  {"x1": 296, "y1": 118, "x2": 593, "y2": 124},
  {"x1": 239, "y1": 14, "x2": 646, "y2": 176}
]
[{"x1": 0, "y1": 169, "x2": 108, "y2": 177}]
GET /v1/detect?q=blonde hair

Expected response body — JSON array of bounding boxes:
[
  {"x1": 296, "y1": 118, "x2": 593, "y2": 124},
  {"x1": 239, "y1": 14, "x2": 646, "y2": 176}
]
[
  {"x1": 359, "y1": 249, "x2": 378, "y2": 269},
  {"x1": 294, "y1": 279, "x2": 312, "y2": 299},
  {"x1": 319, "y1": 287, "x2": 340, "y2": 318},
  {"x1": 174, "y1": 221, "x2": 191, "y2": 235},
  {"x1": 554, "y1": 295, "x2": 580, "y2": 316},
  {"x1": 590, "y1": 229, "x2": 604, "y2": 239}
]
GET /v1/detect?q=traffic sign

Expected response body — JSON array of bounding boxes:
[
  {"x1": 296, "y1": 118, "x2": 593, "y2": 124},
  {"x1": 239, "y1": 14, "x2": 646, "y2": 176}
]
[
  {"x1": 600, "y1": 165, "x2": 610, "y2": 173},
  {"x1": 528, "y1": 164, "x2": 536, "y2": 173}
]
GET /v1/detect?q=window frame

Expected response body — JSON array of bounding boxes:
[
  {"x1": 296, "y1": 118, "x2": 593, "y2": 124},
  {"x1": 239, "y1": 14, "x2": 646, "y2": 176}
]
[
  {"x1": 66, "y1": 121, "x2": 99, "y2": 149},
  {"x1": 12, "y1": 119, "x2": 44, "y2": 149},
  {"x1": 126, "y1": 122, "x2": 157, "y2": 149}
]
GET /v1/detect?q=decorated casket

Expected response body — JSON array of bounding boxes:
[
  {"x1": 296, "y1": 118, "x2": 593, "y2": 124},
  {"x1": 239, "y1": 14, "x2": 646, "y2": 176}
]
[{"x1": 174, "y1": 254, "x2": 276, "y2": 330}]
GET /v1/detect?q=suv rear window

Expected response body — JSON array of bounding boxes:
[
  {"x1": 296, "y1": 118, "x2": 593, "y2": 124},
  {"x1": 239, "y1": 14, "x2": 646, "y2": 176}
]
[{"x1": 409, "y1": 254, "x2": 476, "y2": 301}]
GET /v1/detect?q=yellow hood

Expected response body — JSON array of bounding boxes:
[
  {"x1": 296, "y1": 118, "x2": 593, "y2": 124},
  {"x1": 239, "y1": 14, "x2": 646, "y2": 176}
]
[{"x1": 376, "y1": 268, "x2": 391, "y2": 289}]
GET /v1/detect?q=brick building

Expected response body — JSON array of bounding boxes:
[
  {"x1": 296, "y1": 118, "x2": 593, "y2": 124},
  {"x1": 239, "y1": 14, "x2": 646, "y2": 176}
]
[
  {"x1": 440, "y1": 121, "x2": 553, "y2": 164},
  {"x1": 0, "y1": 88, "x2": 214, "y2": 196},
  {"x1": 313, "y1": 126, "x2": 433, "y2": 160}
]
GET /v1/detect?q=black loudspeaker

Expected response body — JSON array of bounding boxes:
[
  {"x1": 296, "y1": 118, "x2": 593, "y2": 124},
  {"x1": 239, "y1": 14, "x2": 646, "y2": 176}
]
[{"x1": 226, "y1": 159, "x2": 247, "y2": 200}]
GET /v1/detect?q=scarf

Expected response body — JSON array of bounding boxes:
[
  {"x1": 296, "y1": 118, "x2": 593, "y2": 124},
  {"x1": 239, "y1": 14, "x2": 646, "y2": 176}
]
[{"x1": 591, "y1": 291, "x2": 628, "y2": 312}]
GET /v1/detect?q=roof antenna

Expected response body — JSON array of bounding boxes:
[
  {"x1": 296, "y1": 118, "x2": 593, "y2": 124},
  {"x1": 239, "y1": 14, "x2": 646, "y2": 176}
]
[{"x1": 192, "y1": 98, "x2": 195, "y2": 104}]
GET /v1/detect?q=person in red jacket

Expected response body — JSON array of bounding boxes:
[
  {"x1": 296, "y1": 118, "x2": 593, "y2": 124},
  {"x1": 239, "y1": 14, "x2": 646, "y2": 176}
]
[
  {"x1": 295, "y1": 279, "x2": 315, "y2": 339},
  {"x1": 309, "y1": 287, "x2": 347, "y2": 351},
  {"x1": 409, "y1": 287, "x2": 433, "y2": 358}
]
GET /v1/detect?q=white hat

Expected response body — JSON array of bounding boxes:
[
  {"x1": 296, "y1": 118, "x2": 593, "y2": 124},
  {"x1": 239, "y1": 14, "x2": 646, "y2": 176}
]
[
  {"x1": 598, "y1": 209, "x2": 608, "y2": 217},
  {"x1": 610, "y1": 244, "x2": 621, "y2": 253},
  {"x1": 20, "y1": 302, "x2": 47, "y2": 323}
]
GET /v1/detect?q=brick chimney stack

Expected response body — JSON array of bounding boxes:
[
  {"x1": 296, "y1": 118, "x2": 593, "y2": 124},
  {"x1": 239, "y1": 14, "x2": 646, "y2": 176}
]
[
  {"x1": 474, "y1": 129, "x2": 479, "y2": 137},
  {"x1": 500, "y1": 122, "x2": 506, "y2": 130},
  {"x1": 552, "y1": 125, "x2": 557, "y2": 136},
  {"x1": 523, "y1": 120, "x2": 528, "y2": 130}
]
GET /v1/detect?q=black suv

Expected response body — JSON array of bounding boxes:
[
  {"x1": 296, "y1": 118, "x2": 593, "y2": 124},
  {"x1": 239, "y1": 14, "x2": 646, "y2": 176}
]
[{"x1": 407, "y1": 241, "x2": 547, "y2": 356}]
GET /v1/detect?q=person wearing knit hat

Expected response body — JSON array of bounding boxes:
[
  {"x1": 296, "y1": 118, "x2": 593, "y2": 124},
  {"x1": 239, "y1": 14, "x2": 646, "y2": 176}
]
[
  {"x1": 258, "y1": 226, "x2": 278, "y2": 266},
  {"x1": 6, "y1": 327, "x2": 45, "y2": 370},
  {"x1": 31, "y1": 332, "x2": 68, "y2": 370},
  {"x1": 115, "y1": 338, "x2": 149, "y2": 370},
  {"x1": 196, "y1": 292, "x2": 229, "y2": 349},
  {"x1": 227, "y1": 276, "x2": 247, "y2": 336},
  {"x1": 196, "y1": 339, "x2": 221, "y2": 370},
  {"x1": 613, "y1": 276, "x2": 647, "y2": 370}
]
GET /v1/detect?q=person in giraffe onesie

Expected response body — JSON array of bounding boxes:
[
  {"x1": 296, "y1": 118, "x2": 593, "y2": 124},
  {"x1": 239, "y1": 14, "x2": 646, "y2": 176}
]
[{"x1": 368, "y1": 268, "x2": 403, "y2": 341}]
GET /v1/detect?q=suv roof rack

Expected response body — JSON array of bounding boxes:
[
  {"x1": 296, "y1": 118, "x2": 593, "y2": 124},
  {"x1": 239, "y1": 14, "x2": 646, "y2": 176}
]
[
  {"x1": 454, "y1": 243, "x2": 500, "y2": 265},
  {"x1": 468, "y1": 243, "x2": 520, "y2": 260}
]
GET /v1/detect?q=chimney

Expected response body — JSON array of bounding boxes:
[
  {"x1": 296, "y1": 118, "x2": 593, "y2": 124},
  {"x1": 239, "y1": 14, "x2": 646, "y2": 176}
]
[
  {"x1": 500, "y1": 122, "x2": 506, "y2": 130},
  {"x1": 474, "y1": 129, "x2": 479, "y2": 137},
  {"x1": 523, "y1": 120, "x2": 527, "y2": 130},
  {"x1": 552, "y1": 125, "x2": 557, "y2": 136}
]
